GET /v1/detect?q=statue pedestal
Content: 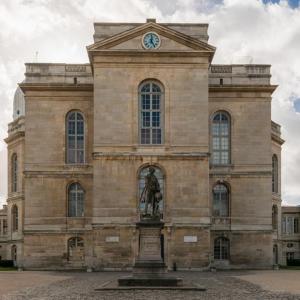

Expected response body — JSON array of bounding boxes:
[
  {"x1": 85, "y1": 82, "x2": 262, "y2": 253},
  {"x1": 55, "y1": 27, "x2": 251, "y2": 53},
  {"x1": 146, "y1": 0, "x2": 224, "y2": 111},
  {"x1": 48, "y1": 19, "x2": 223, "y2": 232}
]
[{"x1": 118, "y1": 218, "x2": 182, "y2": 287}]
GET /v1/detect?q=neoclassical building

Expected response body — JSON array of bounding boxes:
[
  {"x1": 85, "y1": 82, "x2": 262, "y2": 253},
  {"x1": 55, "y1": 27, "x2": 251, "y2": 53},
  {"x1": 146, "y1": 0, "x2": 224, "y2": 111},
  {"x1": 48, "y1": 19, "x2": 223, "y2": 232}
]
[{"x1": 2, "y1": 19, "x2": 287, "y2": 270}]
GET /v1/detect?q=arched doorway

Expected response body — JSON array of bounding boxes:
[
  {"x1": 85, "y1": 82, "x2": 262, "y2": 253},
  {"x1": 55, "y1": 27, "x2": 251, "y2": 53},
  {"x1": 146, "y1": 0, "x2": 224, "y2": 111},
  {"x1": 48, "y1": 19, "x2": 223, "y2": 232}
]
[
  {"x1": 273, "y1": 244, "x2": 278, "y2": 265},
  {"x1": 11, "y1": 245, "x2": 17, "y2": 266}
]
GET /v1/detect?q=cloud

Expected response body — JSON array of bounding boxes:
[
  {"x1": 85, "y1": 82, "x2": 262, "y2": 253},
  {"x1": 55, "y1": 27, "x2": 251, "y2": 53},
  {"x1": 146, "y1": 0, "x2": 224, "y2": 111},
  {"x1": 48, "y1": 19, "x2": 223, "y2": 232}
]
[{"x1": 0, "y1": 0, "x2": 300, "y2": 206}]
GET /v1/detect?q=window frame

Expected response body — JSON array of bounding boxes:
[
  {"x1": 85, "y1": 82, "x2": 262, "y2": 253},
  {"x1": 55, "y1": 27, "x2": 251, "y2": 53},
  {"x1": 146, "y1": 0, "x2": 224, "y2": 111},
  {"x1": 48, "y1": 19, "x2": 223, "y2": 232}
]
[
  {"x1": 214, "y1": 237, "x2": 230, "y2": 260},
  {"x1": 272, "y1": 154, "x2": 278, "y2": 193},
  {"x1": 211, "y1": 111, "x2": 231, "y2": 166},
  {"x1": 11, "y1": 153, "x2": 18, "y2": 192},
  {"x1": 67, "y1": 237, "x2": 84, "y2": 261},
  {"x1": 272, "y1": 205, "x2": 278, "y2": 230},
  {"x1": 66, "y1": 111, "x2": 85, "y2": 165},
  {"x1": 212, "y1": 183, "x2": 230, "y2": 217},
  {"x1": 138, "y1": 81, "x2": 164, "y2": 145},
  {"x1": 67, "y1": 182, "x2": 85, "y2": 218},
  {"x1": 11, "y1": 205, "x2": 18, "y2": 232}
]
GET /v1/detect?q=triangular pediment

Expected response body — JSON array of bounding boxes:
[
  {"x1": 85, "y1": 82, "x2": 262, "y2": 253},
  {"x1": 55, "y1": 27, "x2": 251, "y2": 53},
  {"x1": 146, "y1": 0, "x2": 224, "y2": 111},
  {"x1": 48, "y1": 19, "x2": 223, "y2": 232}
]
[{"x1": 87, "y1": 22, "x2": 216, "y2": 59}]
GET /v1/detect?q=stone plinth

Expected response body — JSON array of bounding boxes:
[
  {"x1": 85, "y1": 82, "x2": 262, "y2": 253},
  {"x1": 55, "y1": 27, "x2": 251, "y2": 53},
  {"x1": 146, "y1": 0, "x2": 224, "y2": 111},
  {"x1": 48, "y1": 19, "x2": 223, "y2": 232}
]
[{"x1": 118, "y1": 219, "x2": 182, "y2": 287}]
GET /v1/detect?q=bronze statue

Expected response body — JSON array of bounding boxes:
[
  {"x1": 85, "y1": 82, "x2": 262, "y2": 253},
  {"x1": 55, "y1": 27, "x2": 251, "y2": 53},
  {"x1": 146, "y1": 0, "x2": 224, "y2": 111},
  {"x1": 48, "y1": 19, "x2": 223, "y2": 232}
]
[{"x1": 140, "y1": 167, "x2": 162, "y2": 217}]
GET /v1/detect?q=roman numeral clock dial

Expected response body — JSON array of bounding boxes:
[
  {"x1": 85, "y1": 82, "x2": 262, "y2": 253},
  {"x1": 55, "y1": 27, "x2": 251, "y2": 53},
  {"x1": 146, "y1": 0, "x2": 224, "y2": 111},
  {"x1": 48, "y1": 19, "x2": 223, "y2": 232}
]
[{"x1": 142, "y1": 32, "x2": 161, "y2": 49}]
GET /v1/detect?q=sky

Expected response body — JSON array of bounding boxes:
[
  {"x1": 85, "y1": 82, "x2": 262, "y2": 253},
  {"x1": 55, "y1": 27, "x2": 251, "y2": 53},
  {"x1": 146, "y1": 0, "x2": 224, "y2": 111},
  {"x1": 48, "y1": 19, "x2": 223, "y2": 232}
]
[{"x1": 0, "y1": 0, "x2": 300, "y2": 207}]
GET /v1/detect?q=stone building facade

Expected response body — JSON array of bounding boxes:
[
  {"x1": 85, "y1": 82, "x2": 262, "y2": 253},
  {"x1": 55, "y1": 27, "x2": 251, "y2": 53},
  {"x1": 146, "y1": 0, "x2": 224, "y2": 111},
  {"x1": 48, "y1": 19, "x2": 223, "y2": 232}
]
[
  {"x1": 1, "y1": 19, "x2": 288, "y2": 270},
  {"x1": 280, "y1": 206, "x2": 300, "y2": 265}
]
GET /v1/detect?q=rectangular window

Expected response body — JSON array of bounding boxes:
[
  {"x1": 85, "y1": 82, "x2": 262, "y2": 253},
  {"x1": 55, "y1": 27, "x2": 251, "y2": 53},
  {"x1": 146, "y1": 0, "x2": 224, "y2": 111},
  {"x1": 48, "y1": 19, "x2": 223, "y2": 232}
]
[
  {"x1": 294, "y1": 218, "x2": 299, "y2": 234},
  {"x1": 282, "y1": 217, "x2": 286, "y2": 234}
]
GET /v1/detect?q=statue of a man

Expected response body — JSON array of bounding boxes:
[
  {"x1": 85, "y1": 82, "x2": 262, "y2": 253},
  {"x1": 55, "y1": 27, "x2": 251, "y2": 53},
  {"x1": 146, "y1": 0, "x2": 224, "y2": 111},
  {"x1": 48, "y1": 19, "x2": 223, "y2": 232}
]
[{"x1": 140, "y1": 167, "x2": 161, "y2": 217}]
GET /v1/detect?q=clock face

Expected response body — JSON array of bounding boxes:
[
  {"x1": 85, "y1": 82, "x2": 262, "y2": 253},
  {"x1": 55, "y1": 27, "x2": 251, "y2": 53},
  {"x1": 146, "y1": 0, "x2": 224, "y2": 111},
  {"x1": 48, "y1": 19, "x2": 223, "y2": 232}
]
[{"x1": 142, "y1": 32, "x2": 160, "y2": 49}]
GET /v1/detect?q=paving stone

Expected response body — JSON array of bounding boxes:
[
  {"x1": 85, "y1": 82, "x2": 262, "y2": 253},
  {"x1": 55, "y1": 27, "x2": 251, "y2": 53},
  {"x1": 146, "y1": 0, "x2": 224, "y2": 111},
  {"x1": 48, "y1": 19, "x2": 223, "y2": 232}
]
[{"x1": 1, "y1": 271, "x2": 300, "y2": 300}]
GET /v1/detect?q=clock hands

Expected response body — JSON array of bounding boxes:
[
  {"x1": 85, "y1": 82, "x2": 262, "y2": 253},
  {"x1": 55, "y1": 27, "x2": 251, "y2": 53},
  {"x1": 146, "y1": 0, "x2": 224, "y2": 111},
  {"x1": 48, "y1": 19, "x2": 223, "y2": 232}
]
[
  {"x1": 143, "y1": 33, "x2": 159, "y2": 49},
  {"x1": 150, "y1": 35, "x2": 155, "y2": 47}
]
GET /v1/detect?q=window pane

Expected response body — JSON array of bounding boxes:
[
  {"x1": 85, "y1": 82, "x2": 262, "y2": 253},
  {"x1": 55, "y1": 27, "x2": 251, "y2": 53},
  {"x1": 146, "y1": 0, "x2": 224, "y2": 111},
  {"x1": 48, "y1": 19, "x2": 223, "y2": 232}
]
[
  {"x1": 152, "y1": 112, "x2": 160, "y2": 127},
  {"x1": 142, "y1": 94, "x2": 150, "y2": 110},
  {"x1": 221, "y1": 114, "x2": 228, "y2": 121},
  {"x1": 212, "y1": 137, "x2": 219, "y2": 150},
  {"x1": 141, "y1": 128, "x2": 150, "y2": 144},
  {"x1": 213, "y1": 114, "x2": 220, "y2": 121},
  {"x1": 212, "y1": 152, "x2": 220, "y2": 164},
  {"x1": 142, "y1": 112, "x2": 151, "y2": 127},
  {"x1": 68, "y1": 113, "x2": 76, "y2": 120},
  {"x1": 220, "y1": 152, "x2": 229, "y2": 164},
  {"x1": 212, "y1": 124, "x2": 219, "y2": 135},
  {"x1": 220, "y1": 123, "x2": 228, "y2": 135},
  {"x1": 77, "y1": 150, "x2": 84, "y2": 164},
  {"x1": 77, "y1": 121, "x2": 84, "y2": 135},
  {"x1": 152, "y1": 83, "x2": 161, "y2": 92},
  {"x1": 68, "y1": 121, "x2": 75, "y2": 134},
  {"x1": 152, "y1": 94, "x2": 160, "y2": 110},
  {"x1": 141, "y1": 83, "x2": 150, "y2": 93},
  {"x1": 77, "y1": 136, "x2": 84, "y2": 149},
  {"x1": 221, "y1": 138, "x2": 228, "y2": 150},
  {"x1": 68, "y1": 150, "x2": 76, "y2": 164},
  {"x1": 152, "y1": 128, "x2": 161, "y2": 144},
  {"x1": 68, "y1": 136, "x2": 75, "y2": 149}
]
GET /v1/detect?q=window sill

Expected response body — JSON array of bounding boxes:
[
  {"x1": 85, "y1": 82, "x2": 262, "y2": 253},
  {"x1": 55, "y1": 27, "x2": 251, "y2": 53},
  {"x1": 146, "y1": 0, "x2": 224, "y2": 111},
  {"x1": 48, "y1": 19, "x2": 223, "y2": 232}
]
[
  {"x1": 64, "y1": 164, "x2": 91, "y2": 169},
  {"x1": 210, "y1": 164, "x2": 233, "y2": 168}
]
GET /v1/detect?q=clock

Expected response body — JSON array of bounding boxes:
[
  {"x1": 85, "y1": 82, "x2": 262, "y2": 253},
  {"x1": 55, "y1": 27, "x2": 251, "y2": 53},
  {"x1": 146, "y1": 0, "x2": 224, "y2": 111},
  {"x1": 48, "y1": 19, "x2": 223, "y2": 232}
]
[{"x1": 142, "y1": 32, "x2": 161, "y2": 49}]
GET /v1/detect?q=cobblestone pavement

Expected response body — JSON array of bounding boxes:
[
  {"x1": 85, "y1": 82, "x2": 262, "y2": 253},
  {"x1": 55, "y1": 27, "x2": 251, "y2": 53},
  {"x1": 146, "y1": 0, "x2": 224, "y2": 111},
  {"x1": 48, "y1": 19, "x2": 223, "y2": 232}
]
[{"x1": 1, "y1": 270, "x2": 300, "y2": 300}]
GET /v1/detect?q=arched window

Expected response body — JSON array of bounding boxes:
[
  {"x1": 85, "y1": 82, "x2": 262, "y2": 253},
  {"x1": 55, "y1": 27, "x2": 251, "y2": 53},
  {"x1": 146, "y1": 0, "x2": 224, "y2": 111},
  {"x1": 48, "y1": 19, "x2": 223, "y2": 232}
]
[
  {"x1": 272, "y1": 155, "x2": 278, "y2": 193},
  {"x1": 213, "y1": 184, "x2": 229, "y2": 217},
  {"x1": 68, "y1": 237, "x2": 84, "y2": 261},
  {"x1": 11, "y1": 154, "x2": 18, "y2": 192},
  {"x1": 12, "y1": 205, "x2": 18, "y2": 231},
  {"x1": 68, "y1": 183, "x2": 84, "y2": 217},
  {"x1": 139, "y1": 81, "x2": 164, "y2": 145},
  {"x1": 138, "y1": 165, "x2": 164, "y2": 217},
  {"x1": 66, "y1": 111, "x2": 85, "y2": 164},
  {"x1": 211, "y1": 111, "x2": 230, "y2": 165},
  {"x1": 214, "y1": 237, "x2": 230, "y2": 260},
  {"x1": 11, "y1": 245, "x2": 17, "y2": 262},
  {"x1": 272, "y1": 205, "x2": 278, "y2": 230}
]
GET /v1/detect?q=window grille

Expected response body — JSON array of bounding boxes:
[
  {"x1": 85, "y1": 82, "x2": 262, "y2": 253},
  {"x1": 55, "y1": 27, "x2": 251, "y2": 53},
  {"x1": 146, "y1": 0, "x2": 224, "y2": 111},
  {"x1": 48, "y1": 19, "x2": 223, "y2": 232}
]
[
  {"x1": 214, "y1": 237, "x2": 230, "y2": 260},
  {"x1": 213, "y1": 184, "x2": 229, "y2": 217},
  {"x1": 66, "y1": 111, "x2": 85, "y2": 164},
  {"x1": 139, "y1": 82, "x2": 163, "y2": 145},
  {"x1": 211, "y1": 112, "x2": 230, "y2": 165},
  {"x1": 68, "y1": 183, "x2": 84, "y2": 217}
]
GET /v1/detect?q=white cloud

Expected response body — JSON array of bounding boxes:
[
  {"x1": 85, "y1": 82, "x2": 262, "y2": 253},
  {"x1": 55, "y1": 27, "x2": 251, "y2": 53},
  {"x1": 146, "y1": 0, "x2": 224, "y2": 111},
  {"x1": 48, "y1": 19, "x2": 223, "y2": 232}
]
[{"x1": 0, "y1": 0, "x2": 300, "y2": 206}]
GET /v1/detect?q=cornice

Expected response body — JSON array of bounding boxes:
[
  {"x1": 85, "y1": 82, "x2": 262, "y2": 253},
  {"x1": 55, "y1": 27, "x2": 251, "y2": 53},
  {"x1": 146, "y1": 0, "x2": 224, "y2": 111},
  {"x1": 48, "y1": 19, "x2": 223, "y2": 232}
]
[
  {"x1": 19, "y1": 83, "x2": 93, "y2": 92},
  {"x1": 7, "y1": 194, "x2": 25, "y2": 202},
  {"x1": 271, "y1": 133, "x2": 285, "y2": 145},
  {"x1": 209, "y1": 84, "x2": 278, "y2": 94},
  {"x1": 24, "y1": 171, "x2": 93, "y2": 178},
  {"x1": 4, "y1": 131, "x2": 25, "y2": 144},
  {"x1": 210, "y1": 171, "x2": 272, "y2": 177},
  {"x1": 90, "y1": 50, "x2": 213, "y2": 57},
  {"x1": 93, "y1": 152, "x2": 209, "y2": 160}
]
